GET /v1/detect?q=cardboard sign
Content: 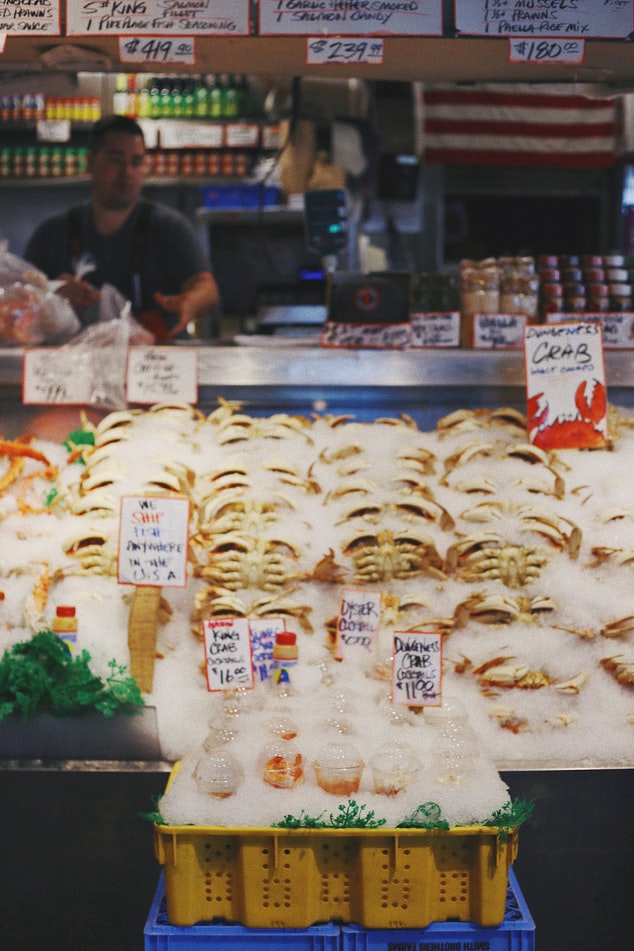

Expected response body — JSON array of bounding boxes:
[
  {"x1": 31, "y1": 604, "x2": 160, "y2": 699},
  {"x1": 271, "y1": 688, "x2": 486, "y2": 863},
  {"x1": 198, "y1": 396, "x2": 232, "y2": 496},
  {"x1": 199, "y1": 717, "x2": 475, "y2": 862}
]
[
  {"x1": 410, "y1": 312, "x2": 461, "y2": 348},
  {"x1": 524, "y1": 321, "x2": 608, "y2": 450},
  {"x1": 391, "y1": 630, "x2": 442, "y2": 708},
  {"x1": 202, "y1": 617, "x2": 254, "y2": 692},
  {"x1": 118, "y1": 495, "x2": 189, "y2": 586},
  {"x1": 126, "y1": 347, "x2": 198, "y2": 405},
  {"x1": 320, "y1": 321, "x2": 411, "y2": 349},
  {"x1": 249, "y1": 616, "x2": 286, "y2": 683},
  {"x1": 335, "y1": 587, "x2": 382, "y2": 661},
  {"x1": 472, "y1": 313, "x2": 527, "y2": 349}
]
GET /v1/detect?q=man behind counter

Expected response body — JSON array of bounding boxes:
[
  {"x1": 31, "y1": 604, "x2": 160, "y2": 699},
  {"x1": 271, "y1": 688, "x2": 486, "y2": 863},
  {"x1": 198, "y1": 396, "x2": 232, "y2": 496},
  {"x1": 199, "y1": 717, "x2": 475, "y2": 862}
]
[{"x1": 25, "y1": 114, "x2": 219, "y2": 340}]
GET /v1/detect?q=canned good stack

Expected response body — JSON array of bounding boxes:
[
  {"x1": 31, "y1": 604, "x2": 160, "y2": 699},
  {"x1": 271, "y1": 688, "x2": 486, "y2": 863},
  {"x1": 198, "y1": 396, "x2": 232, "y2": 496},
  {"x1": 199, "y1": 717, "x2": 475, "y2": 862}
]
[
  {"x1": 0, "y1": 93, "x2": 46, "y2": 122},
  {"x1": 43, "y1": 97, "x2": 101, "y2": 123},
  {"x1": 538, "y1": 253, "x2": 632, "y2": 317},
  {"x1": 146, "y1": 148, "x2": 250, "y2": 179},
  {"x1": 0, "y1": 145, "x2": 89, "y2": 179}
]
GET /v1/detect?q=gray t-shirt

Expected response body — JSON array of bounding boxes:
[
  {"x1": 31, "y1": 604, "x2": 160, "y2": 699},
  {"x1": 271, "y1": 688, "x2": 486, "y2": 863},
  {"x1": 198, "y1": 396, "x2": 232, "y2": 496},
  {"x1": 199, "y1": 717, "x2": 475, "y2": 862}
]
[{"x1": 25, "y1": 199, "x2": 212, "y2": 332}]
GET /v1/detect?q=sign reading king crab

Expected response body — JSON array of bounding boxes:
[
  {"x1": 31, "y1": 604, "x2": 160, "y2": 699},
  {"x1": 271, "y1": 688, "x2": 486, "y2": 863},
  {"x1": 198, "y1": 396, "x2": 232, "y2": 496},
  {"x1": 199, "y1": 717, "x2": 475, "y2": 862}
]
[{"x1": 524, "y1": 322, "x2": 608, "y2": 450}]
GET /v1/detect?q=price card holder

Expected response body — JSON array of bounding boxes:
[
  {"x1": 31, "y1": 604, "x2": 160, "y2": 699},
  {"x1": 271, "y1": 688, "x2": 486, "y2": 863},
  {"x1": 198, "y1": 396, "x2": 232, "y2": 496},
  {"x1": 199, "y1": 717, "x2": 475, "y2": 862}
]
[
  {"x1": 391, "y1": 630, "x2": 443, "y2": 708},
  {"x1": 118, "y1": 495, "x2": 190, "y2": 587},
  {"x1": 306, "y1": 37, "x2": 384, "y2": 66},
  {"x1": 202, "y1": 617, "x2": 254, "y2": 693},
  {"x1": 524, "y1": 321, "x2": 608, "y2": 450},
  {"x1": 119, "y1": 36, "x2": 196, "y2": 66},
  {"x1": 410, "y1": 312, "x2": 461, "y2": 348},
  {"x1": 126, "y1": 347, "x2": 198, "y2": 405},
  {"x1": 23, "y1": 348, "x2": 94, "y2": 405},
  {"x1": 471, "y1": 313, "x2": 527, "y2": 349},
  {"x1": 509, "y1": 38, "x2": 585, "y2": 65},
  {"x1": 335, "y1": 587, "x2": 382, "y2": 661}
]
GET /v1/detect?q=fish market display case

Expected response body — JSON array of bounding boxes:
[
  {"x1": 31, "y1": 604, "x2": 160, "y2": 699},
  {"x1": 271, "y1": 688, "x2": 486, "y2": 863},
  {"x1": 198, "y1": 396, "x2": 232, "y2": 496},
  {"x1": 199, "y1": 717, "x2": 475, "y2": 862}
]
[{"x1": 0, "y1": 345, "x2": 632, "y2": 951}]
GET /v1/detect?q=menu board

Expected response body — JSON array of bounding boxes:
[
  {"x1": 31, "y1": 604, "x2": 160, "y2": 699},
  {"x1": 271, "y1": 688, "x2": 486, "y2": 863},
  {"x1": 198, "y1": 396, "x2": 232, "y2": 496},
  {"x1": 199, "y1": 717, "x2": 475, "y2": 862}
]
[
  {"x1": 0, "y1": 0, "x2": 61, "y2": 35},
  {"x1": 455, "y1": 0, "x2": 633, "y2": 38},
  {"x1": 66, "y1": 0, "x2": 250, "y2": 36},
  {"x1": 259, "y1": 0, "x2": 443, "y2": 36}
]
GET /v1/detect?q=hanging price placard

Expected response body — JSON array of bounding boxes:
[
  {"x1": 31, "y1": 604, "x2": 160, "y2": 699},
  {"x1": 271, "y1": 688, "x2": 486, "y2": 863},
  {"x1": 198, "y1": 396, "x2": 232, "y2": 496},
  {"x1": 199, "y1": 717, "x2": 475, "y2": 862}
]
[
  {"x1": 509, "y1": 38, "x2": 585, "y2": 65},
  {"x1": 119, "y1": 36, "x2": 196, "y2": 65},
  {"x1": 306, "y1": 37, "x2": 384, "y2": 65}
]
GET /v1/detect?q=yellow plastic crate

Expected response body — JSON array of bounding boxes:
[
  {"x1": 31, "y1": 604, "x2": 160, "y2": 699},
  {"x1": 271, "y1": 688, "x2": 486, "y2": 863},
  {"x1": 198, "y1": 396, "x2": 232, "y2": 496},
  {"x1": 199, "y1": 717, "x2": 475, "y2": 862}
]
[{"x1": 154, "y1": 821, "x2": 518, "y2": 929}]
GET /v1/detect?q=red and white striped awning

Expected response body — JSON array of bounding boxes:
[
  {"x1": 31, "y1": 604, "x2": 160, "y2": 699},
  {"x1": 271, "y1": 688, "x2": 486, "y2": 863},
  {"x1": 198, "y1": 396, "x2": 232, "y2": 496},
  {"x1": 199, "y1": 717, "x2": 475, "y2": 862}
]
[{"x1": 418, "y1": 83, "x2": 621, "y2": 168}]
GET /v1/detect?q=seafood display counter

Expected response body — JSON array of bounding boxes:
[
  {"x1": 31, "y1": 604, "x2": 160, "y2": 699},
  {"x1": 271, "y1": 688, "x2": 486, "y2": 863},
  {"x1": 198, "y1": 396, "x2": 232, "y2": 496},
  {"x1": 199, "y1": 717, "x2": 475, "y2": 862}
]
[{"x1": 0, "y1": 344, "x2": 632, "y2": 951}]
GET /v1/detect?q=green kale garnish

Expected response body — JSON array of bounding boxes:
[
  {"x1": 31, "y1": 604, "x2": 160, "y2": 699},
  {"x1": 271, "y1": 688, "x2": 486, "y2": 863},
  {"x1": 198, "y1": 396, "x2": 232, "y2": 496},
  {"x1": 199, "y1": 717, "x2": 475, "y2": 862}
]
[{"x1": 0, "y1": 630, "x2": 144, "y2": 720}]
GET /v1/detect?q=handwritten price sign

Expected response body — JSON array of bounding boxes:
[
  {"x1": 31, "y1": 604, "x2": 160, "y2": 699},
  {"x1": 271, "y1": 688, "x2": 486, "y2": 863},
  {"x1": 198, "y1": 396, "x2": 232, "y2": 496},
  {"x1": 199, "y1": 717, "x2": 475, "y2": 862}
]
[
  {"x1": 391, "y1": 630, "x2": 442, "y2": 708},
  {"x1": 23, "y1": 348, "x2": 93, "y2": 405},
  {"x1": 119, "y1": 36, "x2": 195, "y2": 65},
  {"x1": 202, "y1": 617, "x2": 254, "y2": 692},
  {"x1": 509, "y1": 38, "x2": 585, "y2": 65},
  {"x1": 335, "y1": 587, "x2": 382, "y2": 661},
  {"x1": 306, "y1": 37, "x2": 384, "y2": 65}
]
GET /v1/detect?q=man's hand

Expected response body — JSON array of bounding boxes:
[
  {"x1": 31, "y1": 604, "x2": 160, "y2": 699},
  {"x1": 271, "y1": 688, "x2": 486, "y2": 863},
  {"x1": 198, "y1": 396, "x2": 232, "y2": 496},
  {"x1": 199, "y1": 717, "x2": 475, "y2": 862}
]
[
  {"x1": 56, "y1": 274, "x2": 100, "y2": 311},
  {"x1": 154, "y1": 271, "x2": 219, "y2": 339}
]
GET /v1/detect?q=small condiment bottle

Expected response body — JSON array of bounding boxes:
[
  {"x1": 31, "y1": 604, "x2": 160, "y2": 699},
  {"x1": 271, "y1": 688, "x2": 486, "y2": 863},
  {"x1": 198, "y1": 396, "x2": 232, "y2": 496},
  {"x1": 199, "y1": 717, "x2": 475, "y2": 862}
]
[
  {"x1": 52, "y1": 605, "x2": 78, "y2": 653},
  {"x1": 586, "y1": 283, "x2": 609, "y2": 312},
  {"x1": 609, "y1": 283, "x2": 632, "y2": 312},
  {"x1": 273, "y1": 631, "x2": 298, "y2": 664},
  {"x1": 541, "y1": 282, "x2": 564, "y2": 318},
  {"x1": 564, "y1": 282, "x2": 587, "y2": 313}
]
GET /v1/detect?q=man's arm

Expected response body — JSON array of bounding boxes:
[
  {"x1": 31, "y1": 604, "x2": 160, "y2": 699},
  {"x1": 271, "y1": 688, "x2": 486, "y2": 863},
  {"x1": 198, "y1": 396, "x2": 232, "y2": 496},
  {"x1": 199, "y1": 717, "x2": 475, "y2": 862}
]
[{"x1": 154, "y1": 270, "x2": 219, "y2": 338}]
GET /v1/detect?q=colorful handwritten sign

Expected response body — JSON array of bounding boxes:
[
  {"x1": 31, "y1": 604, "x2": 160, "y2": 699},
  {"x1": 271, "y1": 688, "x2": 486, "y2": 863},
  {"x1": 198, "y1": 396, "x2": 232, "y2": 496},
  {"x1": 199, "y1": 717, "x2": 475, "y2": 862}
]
[
  {"x1": 202, "y1": 617, "x2": 254, "y2": 692},
  {"x1": 391, "y1": 630, "x2": 442, "y2": 708},
  {"x1": 524, "y1": 321, "x2": 608, "y2": 450},
  {"x1": 127, "y1": 347, "x2": 198, "y2": 405},
  {"x1": 335, "y1": 587, "x2": 382, "y2": 661},
  {"x1": 249, "y1": 616, "x2": 286, "y2": 683},
  {"x1": 118, "y1": 495, "x2": 189, "y2": 586}
]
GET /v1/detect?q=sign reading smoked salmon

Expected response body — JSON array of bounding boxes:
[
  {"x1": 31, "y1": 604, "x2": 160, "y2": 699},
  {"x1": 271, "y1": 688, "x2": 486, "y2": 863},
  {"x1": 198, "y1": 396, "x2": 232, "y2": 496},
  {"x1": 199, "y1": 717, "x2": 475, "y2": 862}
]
[{"x1": 524, "y1": 321, "x2": 608, "y2": 450}]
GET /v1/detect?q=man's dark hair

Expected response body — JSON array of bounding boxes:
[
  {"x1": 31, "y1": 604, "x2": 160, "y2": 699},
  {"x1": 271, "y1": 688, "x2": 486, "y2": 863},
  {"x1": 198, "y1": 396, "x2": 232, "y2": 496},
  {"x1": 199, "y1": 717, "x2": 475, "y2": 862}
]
[{"x1": 90, "y1": 114, "x2": 145, "y2": 153}]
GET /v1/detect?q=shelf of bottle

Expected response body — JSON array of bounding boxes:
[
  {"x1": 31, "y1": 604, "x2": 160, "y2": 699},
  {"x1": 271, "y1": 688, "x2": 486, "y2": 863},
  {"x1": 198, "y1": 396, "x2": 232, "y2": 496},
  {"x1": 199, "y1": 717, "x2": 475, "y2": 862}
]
[{"x1": 0, "y1": 175, "x2": 250, "y2": 188}]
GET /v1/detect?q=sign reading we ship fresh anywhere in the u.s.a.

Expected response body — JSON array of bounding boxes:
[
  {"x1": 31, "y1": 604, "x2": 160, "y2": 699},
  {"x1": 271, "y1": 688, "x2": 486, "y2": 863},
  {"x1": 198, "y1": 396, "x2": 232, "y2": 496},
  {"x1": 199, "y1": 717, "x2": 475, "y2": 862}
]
[
  {"x1": 524, "y1": 321, "x2": 608, "y2": 451},
  {"x1": 118, "y1": 495, "x2": 190, "y2": 586}
]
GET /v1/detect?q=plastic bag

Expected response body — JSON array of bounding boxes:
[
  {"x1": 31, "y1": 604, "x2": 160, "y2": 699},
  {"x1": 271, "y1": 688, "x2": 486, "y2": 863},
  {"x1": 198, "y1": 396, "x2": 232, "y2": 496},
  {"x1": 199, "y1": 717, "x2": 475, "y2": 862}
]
[
  {"x1": 0, "y1": 240, "x2": 81, "y2": 345},
  {"x1": 59, "y1": 284, "x2": 154, "y2": 410}
]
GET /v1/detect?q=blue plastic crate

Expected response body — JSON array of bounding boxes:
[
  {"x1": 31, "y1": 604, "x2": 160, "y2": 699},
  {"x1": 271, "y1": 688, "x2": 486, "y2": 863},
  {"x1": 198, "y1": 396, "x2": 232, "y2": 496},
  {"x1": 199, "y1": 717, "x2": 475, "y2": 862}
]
[
  {"x1": 144, "y1": 873, "x2": 340, "y2": 950},
  {"x1": 341, "y1": 868, "x2": 535, "y2": 951}
]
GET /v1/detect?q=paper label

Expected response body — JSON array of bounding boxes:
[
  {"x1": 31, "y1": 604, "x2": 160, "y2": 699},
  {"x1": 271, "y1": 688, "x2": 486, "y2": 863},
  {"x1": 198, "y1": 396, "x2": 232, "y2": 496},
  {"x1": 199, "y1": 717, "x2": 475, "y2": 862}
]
[
  {"x1": 23, "y1": 348, "x2": 93, "y2": 405},
  {"x1": 306, "y1": 36, "x2": 384, "y2": 65}
]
